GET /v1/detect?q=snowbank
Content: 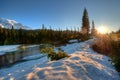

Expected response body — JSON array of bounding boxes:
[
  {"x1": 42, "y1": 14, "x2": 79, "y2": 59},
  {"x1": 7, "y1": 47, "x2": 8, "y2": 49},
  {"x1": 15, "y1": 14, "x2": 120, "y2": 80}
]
[
  {"x1": 0, "y1": 39, "x2": 120, "y2": 80},
  {"x1": 22, "y1": 52, "x2": 119, "y2": 80},
  {"x1": 0, "y1": 45, "x2": 20, "y2": 55},
  {"x1": 60, "y1": 39, "x2": 96, "y2": 54},
  {"x1": 0, "y1": 45, "x2": 39, "y2": 56},
  {"x1": 0, "y1": 56, "x2": 48, "y2": 80},
  {"x1": 23, "y1": 54, "x2": 45, "y2": 60}
]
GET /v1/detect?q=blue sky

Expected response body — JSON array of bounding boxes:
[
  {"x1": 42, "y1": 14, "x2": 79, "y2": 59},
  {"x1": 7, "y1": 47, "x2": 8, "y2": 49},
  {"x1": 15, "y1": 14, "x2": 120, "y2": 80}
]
[{"x1": 0, "y1": 0, "x2": 120, "y2": 31}]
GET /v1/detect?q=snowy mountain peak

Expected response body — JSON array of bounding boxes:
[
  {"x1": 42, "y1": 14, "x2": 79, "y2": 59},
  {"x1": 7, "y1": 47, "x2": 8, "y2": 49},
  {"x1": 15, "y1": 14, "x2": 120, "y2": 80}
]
[
  {"x1": 7, "y1": 19, "x2": 18, "y2": 25},
  {"x1": 0, "y1": 24, "x2": 4, "y2": 28},
  {"x1": 0, "y1": 18, "x2": 30, "y2": 29}
]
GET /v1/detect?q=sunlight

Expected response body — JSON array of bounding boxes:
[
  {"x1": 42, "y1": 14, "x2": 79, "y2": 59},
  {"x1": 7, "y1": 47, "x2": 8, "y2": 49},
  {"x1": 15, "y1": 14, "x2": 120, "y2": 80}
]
[{"x1": 97, "y1": 26, "x2": 109, "y2": 34}]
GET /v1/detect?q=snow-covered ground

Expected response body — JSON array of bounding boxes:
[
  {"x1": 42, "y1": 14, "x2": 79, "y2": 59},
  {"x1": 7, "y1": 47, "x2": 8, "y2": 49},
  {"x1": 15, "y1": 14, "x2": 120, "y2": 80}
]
[
  {"x1": 0, "y1": 39, "x2": 120, "y2": 80},
  {"x1": 0, "y1": 45, "x2": 20, "y2": 55}
]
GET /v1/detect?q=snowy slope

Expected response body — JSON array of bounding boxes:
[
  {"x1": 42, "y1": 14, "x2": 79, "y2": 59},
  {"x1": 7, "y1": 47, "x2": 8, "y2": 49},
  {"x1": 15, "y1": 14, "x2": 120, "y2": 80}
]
[
  {"x1": 0, "y1": 39, "x2": 120, "y2": 80},
  {"x1": 0, "y1": 18, "x2": 30, "y2": 29}
]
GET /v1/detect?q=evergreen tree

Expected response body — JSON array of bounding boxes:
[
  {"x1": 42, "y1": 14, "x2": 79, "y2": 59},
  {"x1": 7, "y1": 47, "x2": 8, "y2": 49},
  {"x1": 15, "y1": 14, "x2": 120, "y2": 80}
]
[
  {"x1": 0, "y1": 26, "x2": 3, "y2": 44},
  {"x1": 18, "y1": 28, "x2": 23, "y2": 43},
  {"x1": 81, "y1": 8, "x2": 90, "y2": 34},
  {"x1": 42, "y1": 24, "x2": 45, "y2": 30},
  {"x1": 91, "y1": 20, "x2": 96, "y2": 35},
  {"x1": 3, "y1": 28, "x2": 9, "y2": 44},
  {"x1": 11, "y1": 25, "x2": 15, "y2": 41}
]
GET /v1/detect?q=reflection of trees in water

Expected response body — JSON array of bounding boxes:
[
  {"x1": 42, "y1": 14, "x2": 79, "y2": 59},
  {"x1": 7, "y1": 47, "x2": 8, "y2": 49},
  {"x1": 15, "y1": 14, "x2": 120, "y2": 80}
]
[
  {"x1": 12, "y1": 52, "x2": 16, "y2": 63},
  {"x1": 20, "y1": 51, "x2": 24, "y2": 59}
]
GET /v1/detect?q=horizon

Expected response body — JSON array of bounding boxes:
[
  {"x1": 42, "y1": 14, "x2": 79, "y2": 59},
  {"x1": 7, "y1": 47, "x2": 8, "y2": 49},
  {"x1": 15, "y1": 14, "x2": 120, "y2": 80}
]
[{"x1": 0, "y1": 0, "x2": 120, "y2": 32}]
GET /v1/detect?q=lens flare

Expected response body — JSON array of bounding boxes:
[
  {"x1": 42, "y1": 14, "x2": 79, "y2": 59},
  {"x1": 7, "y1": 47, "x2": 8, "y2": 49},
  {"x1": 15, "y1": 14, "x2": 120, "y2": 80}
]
[{"x1": 97, "y1": 26, "x2": 109, "y2": 34}]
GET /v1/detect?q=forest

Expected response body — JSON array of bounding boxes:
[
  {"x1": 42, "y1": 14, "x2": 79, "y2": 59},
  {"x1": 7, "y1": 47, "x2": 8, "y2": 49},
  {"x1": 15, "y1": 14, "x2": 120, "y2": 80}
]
[{"x1": 0, "y1": 24, "x2": 90, "y2": 45}]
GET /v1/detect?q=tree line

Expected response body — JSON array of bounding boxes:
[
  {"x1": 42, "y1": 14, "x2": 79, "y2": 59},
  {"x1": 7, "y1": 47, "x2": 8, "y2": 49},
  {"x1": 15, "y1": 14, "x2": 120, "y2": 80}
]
[{"x1": 0, "y1": 24, "x2": 91, "y2": 45}]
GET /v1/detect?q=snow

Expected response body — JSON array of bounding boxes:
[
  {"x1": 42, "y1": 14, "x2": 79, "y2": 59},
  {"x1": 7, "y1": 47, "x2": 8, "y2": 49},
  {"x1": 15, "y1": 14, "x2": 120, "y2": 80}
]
[
  {"x1": 25, "y1": 45, "x2": 39, "y2": 48},
  {"x1": 0, "y1": 18, "x2": 30, "y2": 29},
  {"x1": 0, "y1": 39, "x2": 120, "y2": 80},
  {"x1": 0, "y1": 45, "x2": 20, "y2": 55},
  {"x1": 0, "y1": 56, "x2": 48, "y2": 80},
  {"x1": 0, "y1": 45, "x2": 40, "y2": 56},
  {"x1": 61, "y1": 39, "x2": 96, "y2": 54},
  {"x1": 0, "y1": 24, "x2": 4, "y2": 28},
  {"x1": 24, "y1": 53, "x2": 119, "y2": 80},
  {"x1": 23, "y1": 54, "x2": 45, "y2": 60},
  {"x1": 7, "y1": 19, "x2": 18, "y2": 25}
]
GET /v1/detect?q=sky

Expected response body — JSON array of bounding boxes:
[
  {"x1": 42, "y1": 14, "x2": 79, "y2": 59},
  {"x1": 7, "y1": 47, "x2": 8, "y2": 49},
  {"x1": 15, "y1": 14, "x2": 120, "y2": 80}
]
[{"x1": 0, "y1": 0, "x2": 120, "y2": 32}]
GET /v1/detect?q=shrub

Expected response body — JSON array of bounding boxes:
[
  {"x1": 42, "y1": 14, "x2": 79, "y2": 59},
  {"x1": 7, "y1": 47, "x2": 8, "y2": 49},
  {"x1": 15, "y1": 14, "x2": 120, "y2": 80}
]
[
  {"x1": 18, "y1": 45, "x2": 26, "y2": 50},
  {"x1": 80, "y1": 34, "x2": 90, "y2": 41},
  {"x1": 40, "y1": 47, "x2": 69, "y2": 61},
  {"x1": 92, "y1": 39, "x2": 112, "y2": 55},
  {"x1": 40, "y1": 47, "x2": 53, "y2": 54},
  {"x1": 55, "y1": 51, "x2": 68, "y2": 60},
  {"x1": 92, "y1": 34, "x2": 120, "y2": 72},
  {"x1": 110, "y1": 41, "x2": 120, "y2": 71}
]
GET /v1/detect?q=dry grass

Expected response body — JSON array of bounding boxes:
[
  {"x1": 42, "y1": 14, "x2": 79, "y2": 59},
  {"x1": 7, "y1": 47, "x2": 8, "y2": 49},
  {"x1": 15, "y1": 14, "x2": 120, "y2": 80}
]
[{"x1": 92, "y1": 33, "x2": 120, "y2": 71}]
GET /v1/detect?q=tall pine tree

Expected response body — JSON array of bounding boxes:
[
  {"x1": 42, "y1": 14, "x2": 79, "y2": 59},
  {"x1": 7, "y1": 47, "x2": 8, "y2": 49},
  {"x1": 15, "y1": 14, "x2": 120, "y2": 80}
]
[
  {"x1": 81, "y1": 8, "x2": 90, "y2": 34},
  {"x1": 91, "y1": 20, "x2": 96, "y2": 35},
  {"x1": 18, "y1": 28, "x2": 23, "y2": 43},
  {"x1": 0, "y1": 26, "x2": 3, "y2": 44},
  {"x1": 11, "y1": 25, "x2": 15, "y2": 42}
]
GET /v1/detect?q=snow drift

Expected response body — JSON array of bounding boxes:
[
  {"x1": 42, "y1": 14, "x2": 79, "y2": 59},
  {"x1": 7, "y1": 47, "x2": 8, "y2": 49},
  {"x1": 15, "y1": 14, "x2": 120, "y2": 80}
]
[{"x1": 24, "y1": 52, "x2": 119, "y2": 80}]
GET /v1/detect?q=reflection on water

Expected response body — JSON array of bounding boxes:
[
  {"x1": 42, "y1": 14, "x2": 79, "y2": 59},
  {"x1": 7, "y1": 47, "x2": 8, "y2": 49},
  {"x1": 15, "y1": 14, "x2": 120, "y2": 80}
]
[{"x1": 0, "y1": 45, "x2": 46, "y2": 68}]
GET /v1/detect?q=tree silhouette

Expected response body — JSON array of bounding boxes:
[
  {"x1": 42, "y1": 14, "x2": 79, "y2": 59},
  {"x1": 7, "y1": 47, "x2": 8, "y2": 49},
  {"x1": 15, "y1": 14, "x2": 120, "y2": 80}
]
[
  {"x1": 11, "y1": 25, "x2": 15, "y2": 42},
  {"x1": 81, "y1": 8, "x2": 90, "y2": 35},
  {"x1": 18, "y1": 28, "x2": 23, "y2": 43},
  {"x1": 91, "y1": 20, "x2": 96, "y2": 35}
]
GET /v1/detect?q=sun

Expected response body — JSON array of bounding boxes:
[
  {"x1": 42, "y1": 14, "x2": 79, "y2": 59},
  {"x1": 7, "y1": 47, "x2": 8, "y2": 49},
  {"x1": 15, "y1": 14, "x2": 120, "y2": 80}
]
[{"x1": 97, "y1": 26, "x2": 108, "y2": 34}]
